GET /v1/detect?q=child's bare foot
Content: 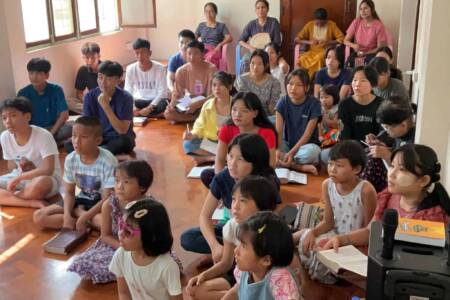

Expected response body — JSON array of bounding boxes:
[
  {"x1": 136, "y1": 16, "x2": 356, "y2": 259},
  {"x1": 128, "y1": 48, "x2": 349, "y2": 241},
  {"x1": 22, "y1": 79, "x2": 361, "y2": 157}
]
[
  {"x1": 28, "y1": 199, "x2": 48, "y2": 208},
  {"x1": 292, "y1": 164, "x2": 318, "y2": 175}
]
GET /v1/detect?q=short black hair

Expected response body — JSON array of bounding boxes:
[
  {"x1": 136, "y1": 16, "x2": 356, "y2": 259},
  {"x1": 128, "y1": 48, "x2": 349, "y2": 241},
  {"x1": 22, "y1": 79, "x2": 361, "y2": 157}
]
[
  {"x1": 255, "y1": 0, "x2": 269, "y2": 9},
  {"x1": 178, "y1": 29, "x2": 196, "y2": 41},
  {"x1": 314, "y1": 8, "x2": 328, "y2": 20},
  {"x1": 376, "y1": 46, "x2": 393, "y2": 59},
  {"x1": 376, "y1": 96, "x2": 415, "y2": 125},
  {"x1": 0, "y1": 97, "x2": 33, "y2": 114},
  {"x1": 325, "y1": 45, "x2": 345, "y2": 69},
  {"x1": 187, "y1": 40, "x2": 205, "y2": 53},
  {"x1": 132, "y1": 38, "x2": 151, "y2": 50},
  {"x1": 264, "y1": 42, "x2": 281, "y2": 55},
  {"x1": 352, "y1": 65, "x2": 379, "y2": 87},
  {"x1": 117, "y1": 160, "x2": 153, "y2": 192},
  {"x1": 237, "y1": 211, "x2": 293, "y2": 267},
  {"x1": 204, "y1": 2, "x2": 218, "y2": 14},
  {"x1": 329, "y1": 140, "x2": 367, "y2": 173},
  {"x1": 213, "y1": 71, "x2": 233, "y2": 89},
  {"x1": 98, "y1": 60, "x2": 123, "y2": 78},
  {"x1": 27, "y1": 58, "x2": 51, "y2": 73},
  {"x1": 286, "y1": 68, "x2": 310, "y2": 93},
  {"x1": 125, "y1": 198, "x2": 173, "y2": 256},
  {"x1": 250, "y1": 49, "x2": 270, "y2": 74},
  {"x1": 368, "y1": 57, "x2": 390, "y2": 75},
  {"x1": 232, "y1": 175, "x2": 278, "y2": 211},
  {"x1": 320, "y1": 84, "x2": 340, "y2": 106},
  {"x1": 74, "y1": 116, "x2": 103, "y2": 137},
  {"x1": 81, "y1": 42, "x2": 100, "y2": 55}
]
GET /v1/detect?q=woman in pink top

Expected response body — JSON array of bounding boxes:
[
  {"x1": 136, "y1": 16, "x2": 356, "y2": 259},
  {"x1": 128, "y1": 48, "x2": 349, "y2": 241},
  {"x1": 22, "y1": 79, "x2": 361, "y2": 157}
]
[
  {"x1": 215, "y1": 92, "x2": 277, "y2": 174},
  {"x1": 321, "y1": 144, "x2": 450, "y2": 251},
  {"x1": 344, "y1": 0, "x2": 388, "y2": 67}
]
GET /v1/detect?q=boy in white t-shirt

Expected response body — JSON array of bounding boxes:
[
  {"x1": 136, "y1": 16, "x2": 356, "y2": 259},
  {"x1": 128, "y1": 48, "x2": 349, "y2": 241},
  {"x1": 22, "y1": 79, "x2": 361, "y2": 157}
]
[
  {"x1": 125, "y1": 38, "x2": 169, "y2": 118},
  {"x1": 0, "y1": 97, "x2": 61, "y2": 208},
  {"x1": 34, "y1": 116, "x2": 117, "y2": 231}
]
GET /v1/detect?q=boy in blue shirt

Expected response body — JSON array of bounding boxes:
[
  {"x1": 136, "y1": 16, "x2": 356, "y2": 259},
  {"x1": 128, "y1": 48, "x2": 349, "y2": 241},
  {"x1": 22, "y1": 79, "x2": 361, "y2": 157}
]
[
  {"x1": 167, "y1": 29, "x2": 195, "y2": 91},
  {"x1": 18, "y1": 58, "x2": 71, "y2": 145}
]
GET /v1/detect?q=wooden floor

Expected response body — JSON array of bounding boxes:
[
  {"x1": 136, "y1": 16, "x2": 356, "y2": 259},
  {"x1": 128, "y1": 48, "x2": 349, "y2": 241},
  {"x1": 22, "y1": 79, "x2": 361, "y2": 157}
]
[{"x1": 0, "y1": 120, "x2": 327, "y2": 300}]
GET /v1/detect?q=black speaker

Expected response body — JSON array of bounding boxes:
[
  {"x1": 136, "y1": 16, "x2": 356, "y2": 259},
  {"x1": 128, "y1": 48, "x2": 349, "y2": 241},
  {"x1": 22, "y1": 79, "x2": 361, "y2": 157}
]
[{"x1": 366, "y1": 221, "x2": 450, "y2": 300}]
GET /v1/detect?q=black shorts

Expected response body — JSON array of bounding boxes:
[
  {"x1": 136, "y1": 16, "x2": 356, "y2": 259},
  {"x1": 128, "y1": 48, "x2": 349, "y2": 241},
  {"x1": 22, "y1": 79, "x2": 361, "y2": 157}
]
[
  {"x1": 56, "y1": 194, "x2": 100, "y2": 211},
  {"x1": 221, "y1": 264, "x2": 236, "y2": 287}
]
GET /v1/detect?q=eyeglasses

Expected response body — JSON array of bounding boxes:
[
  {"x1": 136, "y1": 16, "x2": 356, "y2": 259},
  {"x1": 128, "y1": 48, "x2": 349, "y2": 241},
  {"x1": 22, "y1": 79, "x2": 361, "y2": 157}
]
[{"x1": 118, "y1": 218, "x2": 141, "y2": 237}]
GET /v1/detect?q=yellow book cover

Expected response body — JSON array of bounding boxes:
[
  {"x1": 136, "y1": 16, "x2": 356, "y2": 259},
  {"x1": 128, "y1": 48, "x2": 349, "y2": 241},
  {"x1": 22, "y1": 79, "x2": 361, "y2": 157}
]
[{"x1": 395, "y1": 217, "x2": 446, "y2": 247}]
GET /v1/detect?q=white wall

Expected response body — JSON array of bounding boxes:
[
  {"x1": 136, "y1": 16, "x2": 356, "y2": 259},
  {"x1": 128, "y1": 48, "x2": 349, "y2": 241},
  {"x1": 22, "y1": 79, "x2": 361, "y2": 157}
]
[
  {"x1": 146, "y1": 0, "x2": 280, "y2": 73},
  {"x1": 0, "y1": 1, "x2": 15, "y2": 101},
  {"x1": 2, "y1": 0, "x2": 146, "y2": 99}
]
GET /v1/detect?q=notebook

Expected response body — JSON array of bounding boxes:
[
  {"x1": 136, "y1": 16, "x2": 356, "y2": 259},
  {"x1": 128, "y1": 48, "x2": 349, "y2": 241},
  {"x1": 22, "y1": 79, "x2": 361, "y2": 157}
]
[
  {"x1": 133, "y1": 116, "x2": 149, "y2": 127},
  {"x1": 275, "y1": 168, "x2": 308, "y2": 185},
  {"x1": 200, "y1": 139, "x2": 218, "y2": 155},
  {"x1": 395, "y1": 218, "x2": 446, "y2": 247},
  {"x1": 187, "y1": 165, "x2": 214, "y2": 178},
  {"x1": 42, "y1": 228, "x2": 89, "y2": 255},
  {"x1": 317, "y1": 245, "x2": 368, "y2": 277},
  {"x1": 176, "y1": 95, "x2": 206, "y2": 112}
]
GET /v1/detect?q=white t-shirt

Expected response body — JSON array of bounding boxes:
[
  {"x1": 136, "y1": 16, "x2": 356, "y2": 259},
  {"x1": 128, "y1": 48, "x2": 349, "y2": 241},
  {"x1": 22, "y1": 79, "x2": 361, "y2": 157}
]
[
  {"x1": 109, "y1": 247, "x2": 182, "y2": 300},
  {"x1": 124, "y1": 60, "x2": 169, "y2": 105},
  {"x1": 1, "y1": 125, "x2": 61, "y2": 183},
  {"x1": 222, "y1": 218, "x2": 240, "y2": 246}
]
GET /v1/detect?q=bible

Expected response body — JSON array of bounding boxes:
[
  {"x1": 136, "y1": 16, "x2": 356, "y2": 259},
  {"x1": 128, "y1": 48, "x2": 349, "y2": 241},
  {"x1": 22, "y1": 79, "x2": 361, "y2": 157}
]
[{"x1": 42, "y1": 228, "x2": 89, "y2": 255}]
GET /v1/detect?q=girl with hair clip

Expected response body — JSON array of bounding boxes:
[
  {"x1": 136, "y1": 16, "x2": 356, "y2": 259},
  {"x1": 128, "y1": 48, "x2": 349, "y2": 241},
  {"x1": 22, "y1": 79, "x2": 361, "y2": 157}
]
[
  {"x1": 68, "y1": 160, "x2": 154, "y2": 283},
  {"x1": 234, "y1": 50, "x2": 282, "y2": 119},
  {"x1": 264, "y1": 42, "x2": 289, "y2": 96},
  {"x1": 276, "y1": 68, "x2": 322, "y2": 175},
  {"x1": 109, "y1": 198, "x2": 183, "y2": 300},
  {"x1": 361, "y1": 96, "x2": 416, "y2": 192},
  {"x1": 321, "y1": 144, "x2": 450, "y2": 253},
  {"x1": 222, "y1": 211, "x2": 300, "y2": 300},
  {"x1": 183, "y1": 71, "x2": 233, "y2": 165},
  {"x1": 186, "y1": 176, "x2": 278, "y2": 300},
  {"x1": 180, "y1": 134, "x2": 281, "y2": 265}
]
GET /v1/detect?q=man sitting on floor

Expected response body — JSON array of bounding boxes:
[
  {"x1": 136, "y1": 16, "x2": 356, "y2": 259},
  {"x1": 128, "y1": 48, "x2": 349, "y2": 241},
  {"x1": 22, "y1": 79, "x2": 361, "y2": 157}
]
[
  {"x1": 125, "y1": 38, "x2": 169, "y2": 118},
  {"x1": 65, "y1": 61, "x2": 135, "y2": 155},
  {"x1": 18, "y1": 57, "x2": 71, "y2": 145}
]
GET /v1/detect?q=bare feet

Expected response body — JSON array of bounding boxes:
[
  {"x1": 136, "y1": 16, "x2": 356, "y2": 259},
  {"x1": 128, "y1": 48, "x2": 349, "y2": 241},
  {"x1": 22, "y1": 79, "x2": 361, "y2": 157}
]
[{"x1": 292, "y1": 164, "x2": 318, "y2": 175}]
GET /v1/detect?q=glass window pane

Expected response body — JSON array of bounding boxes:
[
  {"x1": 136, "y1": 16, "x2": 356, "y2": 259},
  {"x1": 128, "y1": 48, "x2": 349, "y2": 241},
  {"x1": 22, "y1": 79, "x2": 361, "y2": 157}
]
[
  {"x1": 98, "y1": 0, "x2": 119, "y2": 32},
  {"x1": 77, "y1": 0, "x2": 97, "y2": 32},
  {"x1": 21, "y1": 0, "x2": 50, "y2": 44},
  {"x1": 52, "y1": 0, "x2": 75, "y2": 37}
]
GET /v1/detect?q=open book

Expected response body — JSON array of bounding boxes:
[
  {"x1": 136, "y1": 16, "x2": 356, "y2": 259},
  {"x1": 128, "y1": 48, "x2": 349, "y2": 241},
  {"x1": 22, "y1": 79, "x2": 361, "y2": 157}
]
[
  {"x1": 395, "y1": 218, "x2": 446, "y2": 247},
  {"x1": 275, "y1": 168, "x2": 307, "y2": 184},
  {"x1": 42, "y1": 228, "x2": 89, "y2": 255},
  {"x1": 317, "y1": 245, "x2": 368, "y2": 277},
  {"x1": 133, "y1": 117, "x2": 149, "y2": 127},
  {"x1": 176, "y1": 95, "x2": 206, "y2": 112},
  {"x1": 200, "y1": 139, "x2": 218, "y2": 155},
  {"x1": 187, "y1": 165, "x2": 213, "y2": 178}
]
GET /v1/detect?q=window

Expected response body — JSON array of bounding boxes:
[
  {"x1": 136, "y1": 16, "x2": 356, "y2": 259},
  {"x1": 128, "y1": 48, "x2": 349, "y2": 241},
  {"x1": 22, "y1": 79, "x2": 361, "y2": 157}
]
[{"x1": 20, "y1": 0, "x2": 119, "y2": 47}]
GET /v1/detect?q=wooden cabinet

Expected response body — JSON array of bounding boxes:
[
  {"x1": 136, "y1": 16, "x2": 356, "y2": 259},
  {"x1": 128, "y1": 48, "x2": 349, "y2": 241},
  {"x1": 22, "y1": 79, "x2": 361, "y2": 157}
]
[{"x1": 280, "y1": 0, "x2": 356, "y2": 67}]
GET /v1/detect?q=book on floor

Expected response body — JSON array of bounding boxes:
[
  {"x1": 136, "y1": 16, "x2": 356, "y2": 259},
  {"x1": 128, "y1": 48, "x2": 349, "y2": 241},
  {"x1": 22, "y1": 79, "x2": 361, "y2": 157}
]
[
  {"x1": 200, "y1": 138, "x2": 218, "y2": 155},
  {"x1": 42, "y1": 228, "x2": 89, "y2": 255},
  {"x1": 67, "y1": 115, "x2": 82, "y2": 122},
  {"x1": 176, "y1": 95, "x2": 206, "y2": 112},
  {"x1": 187, "y1": 165, "x2": 214, "y2": 179},
  {"x1": 275, "y1": 168, "x2": 308, "y2": 185},
  {"x1": 133, "y1": 116, "x2": 149, "y2": 127},
  {"x1": 395, "y1": 217, "x2": 446, "y2": 247},
  {"x1": 316, "y1": 245, "x2": 368, "y2": 277}
]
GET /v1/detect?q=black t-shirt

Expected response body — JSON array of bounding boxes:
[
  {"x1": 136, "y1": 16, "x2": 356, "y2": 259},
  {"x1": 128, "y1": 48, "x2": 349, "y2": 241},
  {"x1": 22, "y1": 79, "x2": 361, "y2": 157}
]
[
  {"x1": 74, "y1": 64, "x2": 100, "y2": 91},
  {"x1": 338, "y1": 95, "x2": 384, "y2": 141}
]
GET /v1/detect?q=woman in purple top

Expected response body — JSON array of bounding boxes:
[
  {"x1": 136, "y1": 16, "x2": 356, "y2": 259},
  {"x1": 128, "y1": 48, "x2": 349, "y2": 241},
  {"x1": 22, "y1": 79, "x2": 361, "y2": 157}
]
[
  {"x1": 344, "y1": 0, "x2": 388, "y2": 67},
  {"x1": 195, "y1": 2, "x2": 233, "y2": 69},
  {"x1": 238, "y1": 0, "x2": 281, "y2": 74}
]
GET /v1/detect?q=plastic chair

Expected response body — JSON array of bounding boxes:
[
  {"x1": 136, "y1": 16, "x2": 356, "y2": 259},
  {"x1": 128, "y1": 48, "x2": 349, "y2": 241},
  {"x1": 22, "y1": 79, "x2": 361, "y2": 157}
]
[{"x1": 235, "y1": 43, "x2": 250, "y2": 76}]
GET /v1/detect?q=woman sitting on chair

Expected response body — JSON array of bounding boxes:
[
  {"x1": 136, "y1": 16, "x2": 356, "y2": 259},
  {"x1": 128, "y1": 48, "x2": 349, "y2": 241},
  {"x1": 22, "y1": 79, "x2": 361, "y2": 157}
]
[
  {"x1": 238, "y1": 0, "x2": 281, "y2": 74},
  {"x1": 295, "y1": 8, "x2": 344, "y2": 79},
  {"x1": 195, "y1": 2, "x2": 233, "y2": 70},
  {"x1": 344, "y1": 0, "x2": 388, "y2": 67}
]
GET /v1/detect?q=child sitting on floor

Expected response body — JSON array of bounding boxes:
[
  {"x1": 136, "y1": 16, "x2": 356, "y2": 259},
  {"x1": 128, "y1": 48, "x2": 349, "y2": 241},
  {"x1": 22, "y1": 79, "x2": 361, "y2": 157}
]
[
  {"x1": 33, "y1": 116, "x2": 117, "y2": 231},
  {"x1": 275, "y1": 68, "x2": 322, "y2": 175},
  {"x1": 67, "y1": 160, "x2": 153, "y2": 283},
  {"x1": 318, "y1": 84, "x2": 340, "y2": 149},
  {"x1": 109, "y1": 198, "x2": 183, "y2": 300},
  {"x1": 0, "y1": 97, "x2": 62, "y2": 208},
  {"x1": 186, "y1": 176, "x2": 278, "y2": 299},
  {"x1": 295, "y1": 140, "x2": 377, "y2": 284},
  {"x1": 222, "y1": 211, "x2": 300, "y2": 300}
]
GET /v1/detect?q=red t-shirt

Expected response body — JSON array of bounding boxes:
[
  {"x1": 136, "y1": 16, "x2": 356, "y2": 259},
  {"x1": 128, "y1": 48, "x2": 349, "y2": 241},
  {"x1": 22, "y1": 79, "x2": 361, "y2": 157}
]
[
  {"x1": 218, "y1": 125, "x2": 276, "y2": 149},
  {"x1": 373, "y1": 189, "x2": 448, "y2": 224}
]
